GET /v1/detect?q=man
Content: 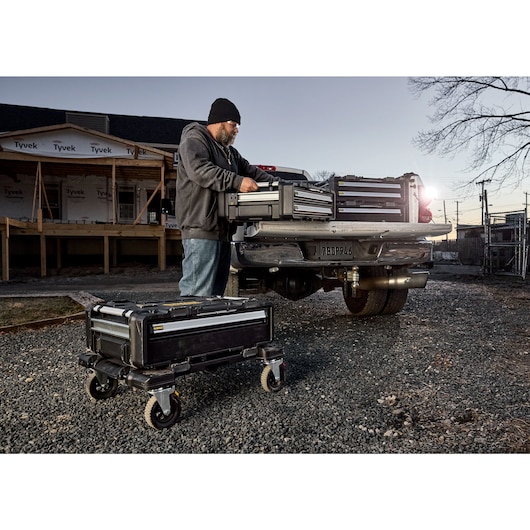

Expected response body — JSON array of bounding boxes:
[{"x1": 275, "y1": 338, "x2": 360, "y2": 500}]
[{"x1": 176, "y1": 97, "x2": 277, "y2": 296}]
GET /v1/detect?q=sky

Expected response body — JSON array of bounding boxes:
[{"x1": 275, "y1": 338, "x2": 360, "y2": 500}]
[
  {"x1": 2, "y1": 3, "x2": 529, "y2": 237},
  {"x1": 3, "y1": 75, "x2": 527, "y2": 232}
]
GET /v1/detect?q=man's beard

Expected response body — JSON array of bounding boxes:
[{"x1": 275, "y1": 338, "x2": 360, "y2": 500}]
[{"x1": 216, "y1": 126, "x2": 237, "y2": 147}]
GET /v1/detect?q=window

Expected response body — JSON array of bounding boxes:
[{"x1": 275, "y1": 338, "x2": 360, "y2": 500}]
[{"x1": 118, "y1": 188, "x2": 135, "y2": 222}]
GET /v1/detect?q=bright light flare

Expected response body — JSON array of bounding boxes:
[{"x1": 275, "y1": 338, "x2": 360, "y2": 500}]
[{"x1": 422, "y1": 186, "x2": 438, "y2": 203}]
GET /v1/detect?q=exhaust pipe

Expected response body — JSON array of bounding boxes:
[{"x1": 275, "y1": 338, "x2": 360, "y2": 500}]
[{"x1": 358, "y1": 270, "x2": 429, "y2": 290}]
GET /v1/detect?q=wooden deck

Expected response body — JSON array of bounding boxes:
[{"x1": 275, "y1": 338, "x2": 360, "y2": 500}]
[{"x1": 0, "y1": 216, "x2": 182, "y2": 281}]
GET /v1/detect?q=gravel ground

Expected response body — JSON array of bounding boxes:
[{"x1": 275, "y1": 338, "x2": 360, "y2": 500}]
[
  {"x1": 1, "y1": 263, "x2": 529, "y2": 455},
  {"x1": 2, "y1": 264, "x2": 528, "y2": 528}
]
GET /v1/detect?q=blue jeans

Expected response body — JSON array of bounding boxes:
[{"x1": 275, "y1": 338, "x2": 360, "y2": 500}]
[{"x1": 179, "y1": 239, "x2": 231, "y2": 296}]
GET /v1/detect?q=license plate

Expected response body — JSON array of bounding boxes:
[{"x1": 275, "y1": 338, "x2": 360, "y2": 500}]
[{"x1": 306, "y1": 241, "x2": 354, "y2": 260}]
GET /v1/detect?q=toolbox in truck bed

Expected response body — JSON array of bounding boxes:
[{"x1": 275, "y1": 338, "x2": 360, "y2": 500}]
[
  {"x1": 331, "y1": 175, "x2": 410, "y2": 222},
  {"x1": 218, "y1": 181, "x2": 334, "y2": 221}
]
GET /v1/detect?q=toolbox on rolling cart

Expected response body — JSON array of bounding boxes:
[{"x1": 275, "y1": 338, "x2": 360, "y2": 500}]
[
  {"x1": 218, "y1": 181, "x2": 334, "y2": 221},
  {"x1": 78, "y1": 296, "x2": 285, "y2": 430}
]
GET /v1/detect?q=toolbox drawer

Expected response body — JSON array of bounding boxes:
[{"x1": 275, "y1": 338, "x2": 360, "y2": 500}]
[{"x1": 218, "y1": 182, "x2": 334, "y2": 221}]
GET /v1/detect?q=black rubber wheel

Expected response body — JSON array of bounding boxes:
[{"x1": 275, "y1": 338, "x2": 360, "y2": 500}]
[
  {"x1": 260, "y1": 364, "x2": 286, "y2": 393},
  {"x1": 343, "y1": 267, "x2": 388, "y2": 317},
  {"x1": 84, "y1": 372, "x2": 119, "y2": 400},
  {"x1": 380, "y1": 289, "x2": 409, "y2": 315},
  {"x1": 144, "y1": 393, "x2": 181, "y2": 430}
]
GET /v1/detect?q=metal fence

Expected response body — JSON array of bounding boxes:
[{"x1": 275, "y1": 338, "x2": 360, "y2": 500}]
[{"x1": 433, "y1": 238, "x2": 483, "y2": 266}]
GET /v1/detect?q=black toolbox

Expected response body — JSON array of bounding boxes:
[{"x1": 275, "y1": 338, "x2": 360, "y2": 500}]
[
  {"x1": 331, "y1": 175, "x2": 410, "y2": 222},
  {"x1": 218, "y1": 181, "x2": 334, "y2": 221},
  {"x1": 79, "y1": 297, "x2": 285, "y2": 429}
]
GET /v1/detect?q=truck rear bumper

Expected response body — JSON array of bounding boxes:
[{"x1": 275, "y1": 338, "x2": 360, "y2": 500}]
[{"x1": 231, "y1": 239, "x2": 434, "y2": 268}]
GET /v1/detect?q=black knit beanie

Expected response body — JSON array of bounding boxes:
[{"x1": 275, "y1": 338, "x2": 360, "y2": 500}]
[{"x1": 207, "y1": 98, "x2": 241, "y2": 125}]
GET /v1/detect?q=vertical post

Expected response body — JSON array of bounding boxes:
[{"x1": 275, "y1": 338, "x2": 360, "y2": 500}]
[
  {"x1": 522, "y1": 204, "x2": 528, "y2": 280},
  {"x1": 477, "y1": 179, "x2": 491, "y2": 225},
  {"x1": 32, "y1": 168, "x2": 39, "y2": 222},
  {"x1": 454, "y1": 200, "x2": 461, "y2": 257},
  {"x1": 160, "y1": 165, "x2": 166, "y2": 227},
  {"x1": 160, "y1": 165, "x2": 166, "y2": 271},
  {"x1": 443, "y1": 200, "x2": 448, "y2": 246},
  {"x1": 1, "y1": 219, "x2": 9, "y2": 281},
  {"x1": 477, "y1": 179, "x2": 491, "y2": 274},
  {"x1": 112, "y1": 160, "x2": 117, "y2": 224},
  {"x1": 37, "y1": 162, "x2": 43, "y2": 232}
]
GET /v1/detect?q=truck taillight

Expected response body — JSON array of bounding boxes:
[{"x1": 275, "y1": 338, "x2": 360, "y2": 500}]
[
  {"x1": 418, "y1": 185, "x2": 433, "y2": 223},
  {"x1": 419, "y1": 206, "x2": 433, "y2": 223},
  {"x1": 257, "y1": 165, "x2": 277, "y2": 171}
]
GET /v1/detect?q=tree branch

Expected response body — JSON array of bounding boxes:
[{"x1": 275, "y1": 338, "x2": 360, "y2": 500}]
[{"x1": 409, "y1": 76, "x2": 530, "y2": 189}]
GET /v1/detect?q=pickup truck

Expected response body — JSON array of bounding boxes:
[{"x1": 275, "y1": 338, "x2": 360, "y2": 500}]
[{"x1": 222, "y1": 166, "x2": 452, "y2": 316}]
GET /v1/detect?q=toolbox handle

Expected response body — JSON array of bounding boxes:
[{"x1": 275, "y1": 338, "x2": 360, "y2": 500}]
[
  {"x1": 256, "y1": 181, "x2": 279, "y2": 189},
  {"x1": 93, "y1": 305, "x2": 134, "y2": 318}
]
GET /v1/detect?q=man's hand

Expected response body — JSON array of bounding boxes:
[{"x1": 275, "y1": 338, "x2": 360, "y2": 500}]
[{"x1": 239, "y1": 177, "x2": 259, "y2": 193}]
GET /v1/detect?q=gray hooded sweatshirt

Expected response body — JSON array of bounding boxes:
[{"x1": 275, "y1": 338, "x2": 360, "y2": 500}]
[{"x1": 176, "y1": 122, "x2": 276, "y2": 241}]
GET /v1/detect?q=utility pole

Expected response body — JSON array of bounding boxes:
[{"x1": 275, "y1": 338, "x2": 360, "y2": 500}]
[
  {"x1": 455, "y1": 200, "x2": 461, "y2": 240},
  {"x1": 477, "y1": 179, "x2": 492, "y2": 274},
  {"x1": 477, "y1": 179, "x2": 492, "y2": 225},
  {"x1": 443, "y1": 200, "x2": 448, "y2": 244}
]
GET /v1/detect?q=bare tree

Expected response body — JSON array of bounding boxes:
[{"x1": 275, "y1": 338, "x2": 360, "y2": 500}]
[
  {"x1": 409, "y1": 77, "x2": 530, "y2": 191},
  {"x1": 314, "y1": 170, "x2": 336, "y2": 181}
]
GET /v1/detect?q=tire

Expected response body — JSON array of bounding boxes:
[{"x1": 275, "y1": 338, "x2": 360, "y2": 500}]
[
  {"x1": 260, "y1": 364, "x2": 286, "y2": 393},
  {"x1": 144, "y1": 393, "x2": 181, "y2": 430},
  {"x1": 84, "y1": 372, "x2": 119, "y2": 401},
  {"x1": 380, "y1": 289, "x2": 409, "y2": 315},
  {"x1": 343, "y1": 267, "x2": 388, "y2": 317}
]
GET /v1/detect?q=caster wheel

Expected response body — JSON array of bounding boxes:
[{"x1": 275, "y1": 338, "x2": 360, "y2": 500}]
[
  {"x1": 84, "y1": 372, "x2": 119, "y2": 400},
  {"x1": 260, "y1": 363, "x2": 286, "y2": 393},
  {"x1": 144, "y1": 392, "x2": 181, "y2": 430}
]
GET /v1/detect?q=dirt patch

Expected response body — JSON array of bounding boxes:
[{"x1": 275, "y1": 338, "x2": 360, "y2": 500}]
[{"x1": 0, "y1": 296, "x2": 85, "y2": 327}]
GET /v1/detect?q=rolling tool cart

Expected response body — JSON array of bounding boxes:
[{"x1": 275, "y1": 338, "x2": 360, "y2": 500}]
[{"x1": 79, "y1": 296, "x2": 285, "y2": 430}]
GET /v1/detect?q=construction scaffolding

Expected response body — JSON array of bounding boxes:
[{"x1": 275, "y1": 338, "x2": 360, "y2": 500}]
[{"x1": 484, "y1": 209, "x2": 528, "y2": 279}]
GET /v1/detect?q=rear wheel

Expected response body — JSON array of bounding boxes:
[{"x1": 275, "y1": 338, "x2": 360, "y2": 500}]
[{"x1": 380, "y1": 289, "x2": 409, "y2": 315}]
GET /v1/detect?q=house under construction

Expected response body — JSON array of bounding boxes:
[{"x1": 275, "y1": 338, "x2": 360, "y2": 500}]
[{"x1": 0, "y1": 103, "x2": 201, "y2": 281}]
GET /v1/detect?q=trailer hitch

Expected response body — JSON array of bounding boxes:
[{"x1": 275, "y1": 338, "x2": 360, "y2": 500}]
[{"x1": 346, "y1": 266, "x2": 360, "y2": 294}]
